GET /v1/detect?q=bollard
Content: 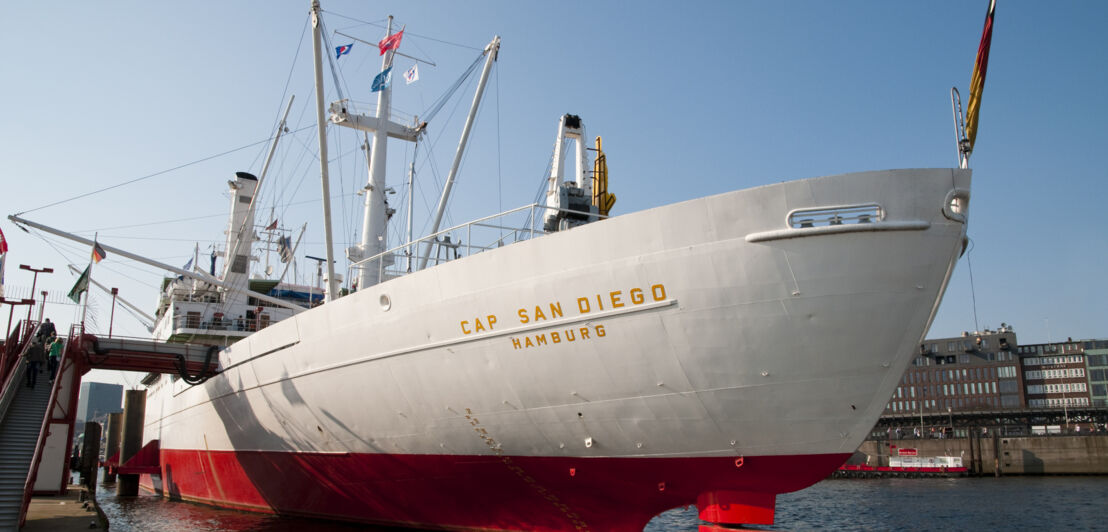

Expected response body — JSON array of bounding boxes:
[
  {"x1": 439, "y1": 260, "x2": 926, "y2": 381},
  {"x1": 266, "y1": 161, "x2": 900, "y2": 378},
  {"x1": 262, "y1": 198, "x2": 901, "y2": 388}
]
[
  {"x1": 117, "y1": 389, "x2": 147, "y2": 496},
  {"x1": 80, "y1": 422, "x2": 101, "y2": 490},
  {"x1": 103, "y1": 412, "x2": 123, "y2": 483}
]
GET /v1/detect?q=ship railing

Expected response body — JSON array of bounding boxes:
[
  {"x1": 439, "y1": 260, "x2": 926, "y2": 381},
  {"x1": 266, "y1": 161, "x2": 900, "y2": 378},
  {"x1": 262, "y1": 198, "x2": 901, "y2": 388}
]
[
  {"x1": 167, "y1": 313, "x2": 263, "y2": 333},
  {"x1": 349, "y1": 203, "x2": 606, "y2": 283}
]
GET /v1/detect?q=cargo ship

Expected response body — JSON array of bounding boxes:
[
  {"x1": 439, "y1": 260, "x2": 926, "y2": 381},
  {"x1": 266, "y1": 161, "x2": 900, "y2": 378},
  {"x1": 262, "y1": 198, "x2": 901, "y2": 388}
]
[{"x1": 10, "y1": 1, "x2": 995, "y2": 529}]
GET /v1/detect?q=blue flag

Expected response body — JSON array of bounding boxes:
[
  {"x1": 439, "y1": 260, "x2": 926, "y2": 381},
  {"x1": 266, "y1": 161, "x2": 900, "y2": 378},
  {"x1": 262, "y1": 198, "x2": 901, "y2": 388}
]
[
  {"x1": 371, "y1": 67, "x2": 393, "y2": 92},
  {"x1": 335, "y1": 43, "x2": 353, "y2": 59}
]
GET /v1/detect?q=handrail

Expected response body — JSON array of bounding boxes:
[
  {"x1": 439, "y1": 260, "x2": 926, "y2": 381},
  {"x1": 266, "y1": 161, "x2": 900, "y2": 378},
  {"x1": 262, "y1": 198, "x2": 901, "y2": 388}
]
[
  {"x1": 0, "y1": 322, "x2": 33, "y2": 418},
  {"x1": 0, "y1": 347, "x2": 29, "y2": 425},
  {"x1": 19, "y1": 346, "x2": 70, "y2": 528},
  {"x1": 1, "y1": 321, "x2": 35, "y2": 387},
  {"x1": 348, "y1": 203, "x2": 608, "y2": 282}
]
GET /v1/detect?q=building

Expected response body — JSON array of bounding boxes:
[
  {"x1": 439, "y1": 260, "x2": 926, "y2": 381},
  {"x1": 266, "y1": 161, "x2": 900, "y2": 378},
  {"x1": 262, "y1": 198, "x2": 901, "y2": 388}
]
[
  {"x1": 1016, "y1": 341, "x2": 1091, "y2": 408},
  {"x1": 885, "y1": 325, "x2": 1022, "y2": 418},
  {"x1": 76, "y1": 382, "x2": 123, "y2": 433},
  {"x1": 1082, "y1": 339, "x2": 1108, "y2": 407}
]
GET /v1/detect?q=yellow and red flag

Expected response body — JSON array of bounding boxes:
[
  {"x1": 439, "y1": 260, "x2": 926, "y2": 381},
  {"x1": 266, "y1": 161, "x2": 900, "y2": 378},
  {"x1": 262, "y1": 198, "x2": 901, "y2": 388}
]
[{"x1": 964, "y1": 0, "x2": 996, "y2": 152}]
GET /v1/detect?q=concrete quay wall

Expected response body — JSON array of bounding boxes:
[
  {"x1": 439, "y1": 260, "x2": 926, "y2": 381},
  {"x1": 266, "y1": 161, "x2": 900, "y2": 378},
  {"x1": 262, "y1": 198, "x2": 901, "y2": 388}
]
[{"x1": 857, "y1": 435, "x2": 1108, "y2": 475}]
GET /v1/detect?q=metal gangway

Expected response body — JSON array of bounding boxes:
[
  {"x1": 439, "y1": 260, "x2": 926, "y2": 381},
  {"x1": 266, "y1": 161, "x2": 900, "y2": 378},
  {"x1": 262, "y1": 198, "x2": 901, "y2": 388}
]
[{"x1": 0, "y1": 320, "x2": 219, "y2": 529}]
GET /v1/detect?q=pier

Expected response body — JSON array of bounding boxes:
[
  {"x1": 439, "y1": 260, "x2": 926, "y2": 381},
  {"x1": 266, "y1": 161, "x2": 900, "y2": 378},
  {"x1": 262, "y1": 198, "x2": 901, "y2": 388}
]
[{"x1": 0, "y1": 319, "x2": 218, "y2": 529}]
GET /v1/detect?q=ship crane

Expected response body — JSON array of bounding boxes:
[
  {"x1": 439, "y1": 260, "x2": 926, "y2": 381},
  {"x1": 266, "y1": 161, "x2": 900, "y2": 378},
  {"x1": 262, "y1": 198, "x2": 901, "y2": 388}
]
[{"x1": 544, "y1": 114, "x2": 614, "y2": 232}]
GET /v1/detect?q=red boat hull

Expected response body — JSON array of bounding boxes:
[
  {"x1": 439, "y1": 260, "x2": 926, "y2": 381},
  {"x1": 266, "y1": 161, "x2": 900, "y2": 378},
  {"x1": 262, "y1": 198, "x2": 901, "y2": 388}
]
[{"x1": 142, "y1": 449, "x2": 850, "y2": 530}]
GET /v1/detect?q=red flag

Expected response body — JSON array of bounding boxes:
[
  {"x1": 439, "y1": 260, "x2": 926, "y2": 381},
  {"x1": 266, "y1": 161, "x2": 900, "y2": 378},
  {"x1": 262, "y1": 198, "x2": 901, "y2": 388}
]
[
  {"x1": 0, "y1": 226, "x2": 8, "y2": 254},
  {"x1": 378, "y1": 29, "x2": 404, "y2": 55},
  {"x1": 964, "y1": 0, "x2": 995, "y2": 152},
  {"x1": 265, "y1": 219, "x2": 278, "y2": 231}
]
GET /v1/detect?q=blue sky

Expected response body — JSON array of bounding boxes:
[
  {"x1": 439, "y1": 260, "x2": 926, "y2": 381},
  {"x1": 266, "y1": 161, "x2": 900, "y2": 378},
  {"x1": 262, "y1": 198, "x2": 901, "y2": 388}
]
[{"x1": 1, "y1": 1, "x2": 1105, "y2": 389}]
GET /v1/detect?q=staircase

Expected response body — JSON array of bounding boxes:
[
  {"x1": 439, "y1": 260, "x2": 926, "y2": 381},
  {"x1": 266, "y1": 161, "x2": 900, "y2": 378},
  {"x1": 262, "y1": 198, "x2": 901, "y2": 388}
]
[{"x1": 0, "y1": 364, "x2": 52, "y2": 530}]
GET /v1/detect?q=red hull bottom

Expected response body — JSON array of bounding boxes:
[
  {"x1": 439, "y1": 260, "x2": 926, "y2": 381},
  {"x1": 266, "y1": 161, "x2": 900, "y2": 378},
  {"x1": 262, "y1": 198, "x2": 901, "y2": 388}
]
[{"x1": 141, "y1": 449, "x2": 850, "y2": 531}]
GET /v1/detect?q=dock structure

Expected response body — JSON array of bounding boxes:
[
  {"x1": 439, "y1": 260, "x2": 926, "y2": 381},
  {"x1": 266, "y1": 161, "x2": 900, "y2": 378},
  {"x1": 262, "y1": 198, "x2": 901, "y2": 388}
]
[{"x1": 0, "y1": 319, "x2": 218, "y2": 529}]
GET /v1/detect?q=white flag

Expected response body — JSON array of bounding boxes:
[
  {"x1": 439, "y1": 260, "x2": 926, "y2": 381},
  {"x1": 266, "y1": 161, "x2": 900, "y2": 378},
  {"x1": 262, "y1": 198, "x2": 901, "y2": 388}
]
[{"x1": 404, "y1": 64, "x2": 419, "y2": 84}]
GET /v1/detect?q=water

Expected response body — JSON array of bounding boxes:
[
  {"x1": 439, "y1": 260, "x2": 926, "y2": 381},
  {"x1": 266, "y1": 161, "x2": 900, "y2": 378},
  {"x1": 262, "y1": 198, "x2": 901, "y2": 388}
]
[{"x1": 95, "y1": 477, "x2": 1108, "y2": 531}]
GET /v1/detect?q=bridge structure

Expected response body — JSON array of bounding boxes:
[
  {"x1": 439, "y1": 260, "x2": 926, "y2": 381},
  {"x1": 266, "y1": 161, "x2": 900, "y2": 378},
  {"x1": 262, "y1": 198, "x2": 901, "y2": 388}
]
[{"x1": 0, "y1": 319, "x2": 218, "y2": 529}]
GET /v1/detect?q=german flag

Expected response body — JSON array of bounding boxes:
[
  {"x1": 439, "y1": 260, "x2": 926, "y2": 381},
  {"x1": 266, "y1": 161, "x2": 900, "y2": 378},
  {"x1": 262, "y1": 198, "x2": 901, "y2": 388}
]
[
  {"x1": 964, "y1": 0, "x2": 996, "y2": 153},
  {"x1": 92, "y1": 241, "x2": 107, "y2": 263}
]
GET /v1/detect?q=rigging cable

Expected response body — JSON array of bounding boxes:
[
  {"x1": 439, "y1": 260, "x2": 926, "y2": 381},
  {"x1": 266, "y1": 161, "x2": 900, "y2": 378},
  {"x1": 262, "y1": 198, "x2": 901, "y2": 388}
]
[
  {"x1": 15, "y1": 126, "x2": 314, "y2": 217},
  {"x1": 421, "y1": 53, "x2": 485, "y2": 125},
  {"x1": 413, "y1": 60, "x2": 485, "y2": 240},
  {"x1": 966, "y1": 237, "x2": 980, "y2": 333}
]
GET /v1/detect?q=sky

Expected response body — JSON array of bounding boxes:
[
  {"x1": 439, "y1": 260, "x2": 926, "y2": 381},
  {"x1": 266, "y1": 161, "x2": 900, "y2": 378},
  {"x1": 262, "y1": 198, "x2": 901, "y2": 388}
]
[{"x1": 1, "y1": 1, "x2": 1105, "y2": 387}]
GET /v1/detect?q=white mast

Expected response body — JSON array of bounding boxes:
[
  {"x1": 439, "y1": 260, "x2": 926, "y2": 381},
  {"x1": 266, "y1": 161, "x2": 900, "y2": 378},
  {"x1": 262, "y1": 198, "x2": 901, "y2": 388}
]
[
  {"x1": 311, "y1": 0, "x2": 339, "y2": 302},
  {"x1": 418, "y1": 36, "x2": 500, "y2": 270},
  {"x1": 328, "y1": 18, "x2": 421, "y2": 289},
  {"x1": 353, "y1": 16, "x2": 398, "y2": 290},
  {"x1": 405, "y1": 142, "x2": 418, "y2": 273}
]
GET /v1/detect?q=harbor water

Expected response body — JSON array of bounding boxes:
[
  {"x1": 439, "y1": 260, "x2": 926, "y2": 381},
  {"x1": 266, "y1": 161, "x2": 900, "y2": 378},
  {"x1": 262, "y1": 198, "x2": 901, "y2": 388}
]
[{"x1": 93, "y1": 476, "x2": 1108, "y2": 531}]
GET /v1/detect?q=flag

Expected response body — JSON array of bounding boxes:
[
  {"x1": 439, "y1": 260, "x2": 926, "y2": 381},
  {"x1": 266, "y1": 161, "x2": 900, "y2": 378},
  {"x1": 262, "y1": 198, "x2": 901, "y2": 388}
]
[
  {"x1": 378, "y1": 29, "x2": 404, "y2": 55},
  {"x1": 964, "y1": 0, "x2": 995, "y2": 152},
  {"x1": 371, "y1": 67, "x2": 393, "y2": 92},
  {"x1": 91, "y1": 241, "x2": 107, "y2": 263},
  {"x1": 404, "y1": 64, "x2": 419, "y2": 84},
  {"x1": 278, "y1": 236, "x2": 294, "y2": 263},
  {"x1": 265, "y1": 219, "x2": 278, "y2": 231},
  {"x1": 335, "y1": 43, "x2": 353, "y2": 59},
  {"x1": 68, "y1": 265, "x2": 90, "y2": 303},
  {"x1": 178, "y1": 257, "x2": 193, "y2": 281},
  {"x1": 0, "y1": 226, "x2": 7, "y2": 254}
]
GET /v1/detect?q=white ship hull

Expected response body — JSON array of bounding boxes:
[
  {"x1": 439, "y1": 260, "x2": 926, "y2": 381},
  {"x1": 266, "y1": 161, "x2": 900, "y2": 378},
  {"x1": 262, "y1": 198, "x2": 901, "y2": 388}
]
[{"x1": 141, "y1": 168, "x2": 970, "y2": 530}]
